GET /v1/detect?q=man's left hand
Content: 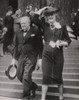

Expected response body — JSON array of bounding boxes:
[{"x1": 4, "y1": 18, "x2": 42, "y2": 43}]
[{"x1": 36, "y1": 59, "x2": 42, "y2": 70}]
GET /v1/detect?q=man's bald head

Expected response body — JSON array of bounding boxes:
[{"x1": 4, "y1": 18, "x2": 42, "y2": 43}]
[{"x1": 20, "y1": 16, "x2": 31, "y2": 31}]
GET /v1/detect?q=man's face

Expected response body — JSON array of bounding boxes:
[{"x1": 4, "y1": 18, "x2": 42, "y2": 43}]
[
  {"x1": 6, "y1": 11, "x2": 13, "y2": 16},
  {"x1": 20, "y1": 17, "x2": 30, "y2": 31},
  {"x1": 29, "y1": 5, "x2": 32, "y2": 10}
]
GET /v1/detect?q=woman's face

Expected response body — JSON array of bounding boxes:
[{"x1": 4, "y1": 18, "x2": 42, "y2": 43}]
[{"x1": 46, "y1": 14, "x2": 56, "y2": 24}]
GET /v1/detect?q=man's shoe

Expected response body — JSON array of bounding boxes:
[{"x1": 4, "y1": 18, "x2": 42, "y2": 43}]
[
  {"x1": 22, "y1": 92, "x2": 30, "y2": 99},
  {"x1": 30, "y1": 83, "x2": 38, "y2": 98},
  {"x1": 23, "y1": 96, "x2": 30, "y2": 100}
]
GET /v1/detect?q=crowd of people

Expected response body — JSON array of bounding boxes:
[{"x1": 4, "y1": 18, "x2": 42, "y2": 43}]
[
  {"x1": 0, "y1": 5, "x2": 38, "y2": 56},
  {"x1": 71, "y1": 8, "x2": 79, "y2": 39},
  {"x1": 0, "y1": 4, "x2": 73, "y2": 100},
  {"x1": 0, "y1": 6, "x2": 14, "y2": 56}
]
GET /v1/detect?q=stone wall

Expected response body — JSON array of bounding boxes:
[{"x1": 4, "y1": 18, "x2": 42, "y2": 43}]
[
  {"x1": 18, "y1": 0, "x2": 72, "y2": 25},
  {"x1": 0, "y1": 0, "x2": 8, "y2": 18},
  {"x1": 18, "y1": 0, "x2": 41, "y2": 15}
]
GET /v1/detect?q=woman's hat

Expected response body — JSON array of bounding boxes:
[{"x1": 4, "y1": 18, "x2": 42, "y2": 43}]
[{"x1": 43, "y1": 7, "x2": 60, "y2": 16}]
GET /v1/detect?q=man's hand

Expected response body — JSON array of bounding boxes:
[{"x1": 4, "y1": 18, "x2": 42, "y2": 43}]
[
  {"x1": 11, "y1": 58, "x2": 18, "y2": 67},
  {"x1": 36, "y1": 59, "x2": 42, "y2": 70},
  {"x1": 2, "y1": 27, "x2": 8, "y2": 35}
]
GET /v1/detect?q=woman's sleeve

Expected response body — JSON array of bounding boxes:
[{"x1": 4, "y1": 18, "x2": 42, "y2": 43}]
[
  {"x1": 62, "y1": 26, "x2": 71, "y2": 45},
  {"x1": 37, "y1": 30, "x2": 43, "y2": 59},
  {"x1": 31, "y1": 14, "x2": 45, "y2": 30}
]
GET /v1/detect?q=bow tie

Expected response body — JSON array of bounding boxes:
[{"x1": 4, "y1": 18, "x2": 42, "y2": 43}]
[{"x1": 22, "y1": 30, "x2": 27, "y2": 33}]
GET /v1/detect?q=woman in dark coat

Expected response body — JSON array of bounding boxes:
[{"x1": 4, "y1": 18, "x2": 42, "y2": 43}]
[{"x1": 33, "y1": 7, "x2": 71, "y2": 100}]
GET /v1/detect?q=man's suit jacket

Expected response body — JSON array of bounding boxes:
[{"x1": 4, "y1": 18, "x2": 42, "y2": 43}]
[{"x1": 13, "y1": 26, "x2": 43, "y2": 65}]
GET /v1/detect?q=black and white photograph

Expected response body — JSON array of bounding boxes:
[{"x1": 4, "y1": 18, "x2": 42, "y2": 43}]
[{"x1": 0, "y1": 0, "x2": 79, "y2": 100}]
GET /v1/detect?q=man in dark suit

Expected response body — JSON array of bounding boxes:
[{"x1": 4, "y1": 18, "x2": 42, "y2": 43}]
[{"x1": 11, "y1": 16, "x2": 43, "y2": 99}]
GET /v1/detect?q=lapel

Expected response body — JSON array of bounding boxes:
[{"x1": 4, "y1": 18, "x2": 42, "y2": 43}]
[{"x1": 22, "y1": 27, "x2": 33, "y2": 44}]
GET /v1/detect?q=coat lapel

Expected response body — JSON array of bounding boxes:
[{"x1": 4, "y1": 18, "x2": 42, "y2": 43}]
[{"x1": 23, "y1": 28, "x2": 32, "y2": 44}]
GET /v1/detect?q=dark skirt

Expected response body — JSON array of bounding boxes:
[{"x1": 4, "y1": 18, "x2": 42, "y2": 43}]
[{"x1": 42, "y1": 44, "x2": 64, "y2": 85}]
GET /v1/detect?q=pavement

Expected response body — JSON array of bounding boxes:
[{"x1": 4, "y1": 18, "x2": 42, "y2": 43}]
[
  {"x1": 0, "y1": 96, "x2": 22, "y2": 100},
  {"x1": 0, "y1": 96, "x2": 41, "y2": 100},
  {"x1": 0, "y1": 44, "x2": 42, "y2": 100},
  {"x1": 0, "y1": 45, "x2": 21, "y2": 100}
]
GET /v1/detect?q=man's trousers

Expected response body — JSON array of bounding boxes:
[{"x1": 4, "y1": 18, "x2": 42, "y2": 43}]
[{"x1": 17, "y1": 55, "x2": 36, "y2": 96}]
